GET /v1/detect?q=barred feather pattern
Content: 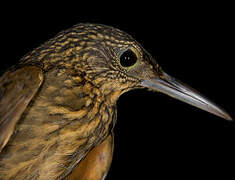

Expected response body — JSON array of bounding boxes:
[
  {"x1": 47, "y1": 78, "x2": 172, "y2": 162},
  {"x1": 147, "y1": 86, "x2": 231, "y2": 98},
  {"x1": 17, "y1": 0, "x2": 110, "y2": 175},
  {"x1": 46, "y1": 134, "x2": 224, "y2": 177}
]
[{"x1": 0, "y1": 23, "x2": 145, "y2": 179}]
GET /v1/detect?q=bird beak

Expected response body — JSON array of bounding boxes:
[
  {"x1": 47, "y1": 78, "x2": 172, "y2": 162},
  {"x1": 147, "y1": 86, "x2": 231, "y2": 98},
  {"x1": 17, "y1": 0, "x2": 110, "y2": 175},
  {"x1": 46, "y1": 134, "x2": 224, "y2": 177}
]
[{"x1": 141, "y1": 70, "x2": 232, "y2": 121}]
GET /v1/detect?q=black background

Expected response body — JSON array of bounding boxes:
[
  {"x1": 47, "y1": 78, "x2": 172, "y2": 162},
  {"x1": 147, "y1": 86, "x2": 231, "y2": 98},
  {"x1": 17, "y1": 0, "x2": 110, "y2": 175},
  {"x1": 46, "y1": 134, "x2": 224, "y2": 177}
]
[{"x1": 1, "y1": 2, "x2": 234, "y2": 179}]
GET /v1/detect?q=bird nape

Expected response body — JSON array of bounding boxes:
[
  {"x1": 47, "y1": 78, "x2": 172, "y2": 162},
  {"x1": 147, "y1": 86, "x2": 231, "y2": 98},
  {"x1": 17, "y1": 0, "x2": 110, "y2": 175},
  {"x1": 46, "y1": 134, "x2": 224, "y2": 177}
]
[{"x1": 0, "y1": 23, "x2": 232, "y2": 180}]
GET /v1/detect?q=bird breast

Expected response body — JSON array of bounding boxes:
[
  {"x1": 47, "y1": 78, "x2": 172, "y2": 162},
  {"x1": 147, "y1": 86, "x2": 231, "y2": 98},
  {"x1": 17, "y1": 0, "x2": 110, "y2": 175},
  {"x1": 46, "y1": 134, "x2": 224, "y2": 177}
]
[{"x1": 0, "y1": 68, "x2": 117, "y2": 179}]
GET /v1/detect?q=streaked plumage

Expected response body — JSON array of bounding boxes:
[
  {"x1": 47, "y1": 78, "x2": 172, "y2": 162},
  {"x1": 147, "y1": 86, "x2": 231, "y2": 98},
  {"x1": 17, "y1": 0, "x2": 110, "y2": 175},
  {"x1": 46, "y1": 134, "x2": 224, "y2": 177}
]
[{"x1": 0, "y1": 23, "x2": 231, "y2": 180}]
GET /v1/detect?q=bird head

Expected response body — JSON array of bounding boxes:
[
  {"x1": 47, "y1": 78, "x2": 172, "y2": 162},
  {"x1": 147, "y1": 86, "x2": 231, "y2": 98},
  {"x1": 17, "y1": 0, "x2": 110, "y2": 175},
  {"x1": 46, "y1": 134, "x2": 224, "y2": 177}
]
[{"x1": 36, "y1": 24, "x2": 232, "y2": 120}]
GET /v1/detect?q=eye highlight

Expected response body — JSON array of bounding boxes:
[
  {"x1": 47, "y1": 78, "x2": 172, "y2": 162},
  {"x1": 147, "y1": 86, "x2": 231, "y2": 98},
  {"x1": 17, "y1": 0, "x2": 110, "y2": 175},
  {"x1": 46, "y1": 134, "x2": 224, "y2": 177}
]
[{"x1": 119, "y1": 49, "x2": 137, "y2": 67}]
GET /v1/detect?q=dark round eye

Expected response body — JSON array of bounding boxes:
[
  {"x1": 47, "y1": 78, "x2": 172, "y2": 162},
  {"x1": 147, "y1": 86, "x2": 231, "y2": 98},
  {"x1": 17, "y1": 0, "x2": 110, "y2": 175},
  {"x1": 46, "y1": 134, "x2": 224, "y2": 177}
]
[{"x1": 119, "y1": 49, "x2": 137, "y2": 67}]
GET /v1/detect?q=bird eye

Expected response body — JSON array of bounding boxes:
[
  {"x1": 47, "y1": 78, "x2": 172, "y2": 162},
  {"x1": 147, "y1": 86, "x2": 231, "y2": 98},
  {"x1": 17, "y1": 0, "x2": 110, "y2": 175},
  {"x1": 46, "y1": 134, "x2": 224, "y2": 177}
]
[{"x1": 119, "y1": 49, "x2": 137, "y2": 67}]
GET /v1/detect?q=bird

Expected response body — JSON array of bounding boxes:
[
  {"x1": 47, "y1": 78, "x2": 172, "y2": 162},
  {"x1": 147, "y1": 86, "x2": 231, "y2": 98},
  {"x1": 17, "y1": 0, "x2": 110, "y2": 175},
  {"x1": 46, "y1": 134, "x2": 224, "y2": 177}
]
[{"x1": 0, "y1": 23, "x2": 232, "y2": 180}]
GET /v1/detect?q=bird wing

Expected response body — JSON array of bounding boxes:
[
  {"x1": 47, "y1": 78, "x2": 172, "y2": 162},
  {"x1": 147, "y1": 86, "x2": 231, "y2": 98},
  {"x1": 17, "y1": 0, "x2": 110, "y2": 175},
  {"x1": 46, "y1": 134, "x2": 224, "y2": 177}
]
[{"x1": 0, "y1": 66, "x2": 43, "y2": 152}]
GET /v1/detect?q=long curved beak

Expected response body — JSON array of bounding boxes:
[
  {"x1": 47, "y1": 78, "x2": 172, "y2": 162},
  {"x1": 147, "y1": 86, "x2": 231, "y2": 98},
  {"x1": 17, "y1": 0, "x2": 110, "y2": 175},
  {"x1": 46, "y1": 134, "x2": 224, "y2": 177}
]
[{"x1": 141, "y1": 70, "x2": 232, "y2": 120}]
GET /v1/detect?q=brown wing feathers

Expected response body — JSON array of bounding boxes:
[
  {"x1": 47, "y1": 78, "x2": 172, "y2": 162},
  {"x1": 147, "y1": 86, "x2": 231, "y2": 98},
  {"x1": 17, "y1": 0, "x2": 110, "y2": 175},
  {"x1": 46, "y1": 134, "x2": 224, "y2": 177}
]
[{"x1": 0, "y1": 66, "x2": 43, "y2": 152}]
